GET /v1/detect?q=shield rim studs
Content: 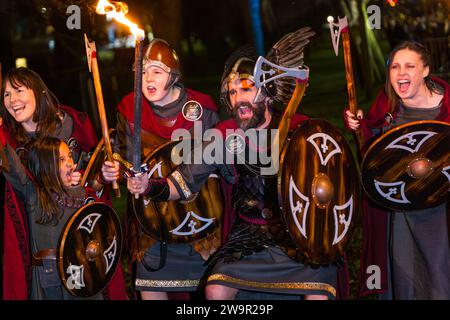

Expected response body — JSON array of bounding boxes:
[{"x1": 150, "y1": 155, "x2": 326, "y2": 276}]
[{"x1": 406, "y1": 157, "x2": 434, "y2": 179}]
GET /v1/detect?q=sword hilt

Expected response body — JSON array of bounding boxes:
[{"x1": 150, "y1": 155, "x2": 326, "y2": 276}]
[{"x1": 113, "y1": 153, "x2": 149, "y2": 178}]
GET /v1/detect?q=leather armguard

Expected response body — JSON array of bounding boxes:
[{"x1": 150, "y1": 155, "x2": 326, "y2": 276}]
[{"x1": 144, "y1": 177, "x2": 170, "y2": 201}]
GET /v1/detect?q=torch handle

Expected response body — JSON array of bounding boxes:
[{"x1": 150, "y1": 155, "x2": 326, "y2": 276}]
[
  {"x1": 90, "y1": 53, "x2": 121, "y2": 198},
  {"x1": 341, "y1": 30, "x2": 365, "y2": 151}
]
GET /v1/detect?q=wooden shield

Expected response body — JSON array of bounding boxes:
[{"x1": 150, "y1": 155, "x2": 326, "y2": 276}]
[
  {"x1": 80, "y1": 129, "x2": 117, "y2": 190},
  {"x1": 361, "y1": 120, "x2": 450, "y2": 211},
  {"x1": 278, "y1": 119, "x2": 361, "y2": 265},
  {"x1": 132, "y1": 139, "x2": 225, "y2": 243},
  {"x1": 58, "y1": 202, "x2": 122, "y2": 297}
]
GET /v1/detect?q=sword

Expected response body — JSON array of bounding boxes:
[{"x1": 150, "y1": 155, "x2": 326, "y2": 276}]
[
  {"x1": 132, "y1": 38, "x2": 144, "y2": 199},
  {"x1": 84, "y1": 34, "x2": 120, "y2": 197},
  {"x1": 327, "y1": 16, "x2": 365, "y2": 151}
]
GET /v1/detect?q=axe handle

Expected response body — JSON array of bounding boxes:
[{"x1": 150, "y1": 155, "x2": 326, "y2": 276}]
[
  {"x1": 342, "y1": 30, "x2": 365, "y2": 151},
  {"x1": 90, "y1": 52, "x2": 121, "y2": 198},
  {"x1": 275, "y1": 80, "x2": 307, "y2": 155}
]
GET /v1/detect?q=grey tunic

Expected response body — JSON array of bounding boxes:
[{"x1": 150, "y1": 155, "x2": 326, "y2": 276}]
[{"x1": 383, "y1": 99, "x2": 450, "y2": 300}]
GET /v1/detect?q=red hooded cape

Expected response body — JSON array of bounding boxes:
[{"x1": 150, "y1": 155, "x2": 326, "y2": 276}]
[{"x1": 117, "y1": 88, "x2": 218, "y2": 139}]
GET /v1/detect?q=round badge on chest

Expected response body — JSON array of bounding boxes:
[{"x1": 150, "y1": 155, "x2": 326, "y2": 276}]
[{"x1": 182, "y1": 100, "x2": 203, "y2": 121}]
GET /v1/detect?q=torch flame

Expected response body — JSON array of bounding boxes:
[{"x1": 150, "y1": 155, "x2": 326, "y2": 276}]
[
  {"x1": 96, "y1": 0, "x2": 145, "y2": 40},
  {"x1": 387, "y1": 0, "x2": 397, "y2": 7}
]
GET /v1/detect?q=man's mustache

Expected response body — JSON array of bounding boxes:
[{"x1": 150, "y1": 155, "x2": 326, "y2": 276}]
[{"x1": 234, "y1": 101, "x2": 255, "y2": 111}]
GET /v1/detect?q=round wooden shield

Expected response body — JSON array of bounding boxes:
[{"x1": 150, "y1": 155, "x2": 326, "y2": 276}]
[
  {"x1": 361, "y1": 120, "x2": 450, "y2": 211},
  {"x1": 58, "y1": 202, "x2": 122, "y2": 297},
  {"x1": 132, "y1": 139, "x2": 225, "y2": 243},
  {"x1": 80, "y1": 129, "x2": 116, "y2": 189},
  {"x1": 278, "y1": 119, "x2": 361, "y2": 265}
]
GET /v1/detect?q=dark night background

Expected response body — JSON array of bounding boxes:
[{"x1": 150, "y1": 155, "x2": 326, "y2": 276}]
[
  {"x1": 0, "y1": 0, "x2": 448, "y2": 298},
  {"x1": 1, "y1": 0, "x2": 448, "y2": 133}
]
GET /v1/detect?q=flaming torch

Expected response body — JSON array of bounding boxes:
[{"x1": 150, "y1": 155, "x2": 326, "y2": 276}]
[
  {"x1": 96, "y1": 0, "x2": 145, "y2": 198},
  {"x1": 387, "y1": 0, "x2": 398, "y2": 7}
]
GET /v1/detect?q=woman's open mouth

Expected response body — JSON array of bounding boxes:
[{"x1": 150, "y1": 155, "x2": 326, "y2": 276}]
[
  {"x1": 397, "y1": 79, "x2": 411, "y2": 93},
  {"x1": 12, "y1": 105, "x2": 26, "y2": 116}
]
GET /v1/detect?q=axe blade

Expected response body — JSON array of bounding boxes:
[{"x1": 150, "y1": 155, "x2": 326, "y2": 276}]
[
  {"x1": 327, "y1": 16, "x2": 349, "y2": 57},
  {"x1": 253, "y1": 56, "x2": 309, "y2": 89},
  {"x1": 84, "y1": 33, "x2": 96, "y2": 73}
]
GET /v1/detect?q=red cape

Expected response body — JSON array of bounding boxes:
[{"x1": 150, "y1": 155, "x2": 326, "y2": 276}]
[
  {"x1": 2, "y1": 105, "x2": 127, "y2": 300},
  {"x1": 356, "y1": 76, "x2": 449, "y2": 297},
  {"x1": 117, "y1": 88, "x2": 218, "y2": 139}
]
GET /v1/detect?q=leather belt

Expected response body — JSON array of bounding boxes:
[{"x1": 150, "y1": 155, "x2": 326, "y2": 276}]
[{"x1": 32, "y1": 249, "x2": 57, "y2": 266}]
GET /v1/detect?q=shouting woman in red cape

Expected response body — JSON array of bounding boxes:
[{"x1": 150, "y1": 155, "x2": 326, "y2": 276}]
[{"x1": 345, "y1": 41, "x2": 449, "y2": 300}]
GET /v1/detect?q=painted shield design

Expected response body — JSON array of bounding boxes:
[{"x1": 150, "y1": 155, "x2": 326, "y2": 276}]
[
  {"x1": 58, "y1": 202, "x2": 122, "y2": 297},
  {"x1": 132, "y1": 139, "x2": 225, "y2": 243},
  {"x1": 278, "y1": 119, "x2": 361, "y2": 265},
  {"x1": 361, "y1": 120, "x2": 450, "y2": 211}
]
